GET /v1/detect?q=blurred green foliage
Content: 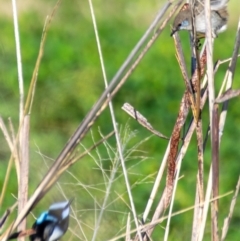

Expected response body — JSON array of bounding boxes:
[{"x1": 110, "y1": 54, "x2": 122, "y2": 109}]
[{"x1": 0, "y1": 0, "x2": 240, "y2": 240}]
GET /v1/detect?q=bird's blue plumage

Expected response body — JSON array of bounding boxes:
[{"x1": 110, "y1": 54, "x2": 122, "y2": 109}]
[
  {"x1": 36, "y1": 211, "x2": 58, "y2": 224},
  {"x1": 30, "y1": 200, "x2": 71, "y2": 241}
]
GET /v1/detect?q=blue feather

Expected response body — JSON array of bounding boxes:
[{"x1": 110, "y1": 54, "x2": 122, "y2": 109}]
[{"x1": 30, "y1": 200, "x2": 71, "y2": 241}]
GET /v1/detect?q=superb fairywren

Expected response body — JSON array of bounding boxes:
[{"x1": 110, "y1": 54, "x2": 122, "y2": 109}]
[
  {"x1": 29, "y1": 200, "x2": 71, "y2": 241},
  {"x1": 7, "y1": 200, "x2": 72, "y2": 241}
]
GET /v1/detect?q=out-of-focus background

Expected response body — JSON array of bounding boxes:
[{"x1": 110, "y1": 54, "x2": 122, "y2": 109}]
[{"x1": 0, "y1": 0, "x2": 239, "y2": 240}]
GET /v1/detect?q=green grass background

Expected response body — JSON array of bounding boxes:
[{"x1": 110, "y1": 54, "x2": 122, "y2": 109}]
[{"x1": 0, "y1": 0, "x2": 240, "y2": 240}]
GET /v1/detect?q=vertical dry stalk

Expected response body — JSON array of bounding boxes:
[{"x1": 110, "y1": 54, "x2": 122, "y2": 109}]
[
  {"x1": 219, "y1": 18, "x2": 240, "y2": 241},
  {"x1": 136, "y1": 37, "x2": 208, "y2": 241},
  {"x1": 204, "y1": 0, "x2": 219, "y2": 239},
  {"x1": 165, "y1": 90, "x2": 190, "y2": 208},
  {"x1": 221, "y1": 176, "x2": 240, "y2": 240},
  {"x1": 11, "y1": 0, "x2": 30, "y2": 235},
  {"x1": 211, "y1": 104, "x2": 220, "y2": 241},
  {"x1": 18, "y1": 116, "x2": 30, "y2": 236}
]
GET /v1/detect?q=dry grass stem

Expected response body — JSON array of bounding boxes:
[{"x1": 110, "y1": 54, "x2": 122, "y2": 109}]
[
  {"x1": 125, "y1": 213, "x2": 131, "y2": 241},
  {"x1": 18, "y1": 116, "x2": 30, "y2": 234},
  {"x1": 109, "y1": 191, "x2": 232, "y2": 241},
  {"x1": 25, "y1": 0, "x2": 61, "y2": 114},
  {"x1": 122, "y1": 103, "x2": 169, "y2": 139},
  {"x1": 1, "y1": 1, "x2": 239, "y2": 241},
  {"x1": 11, "y1": 0, "x2": 24, "y2": 122},
  {"x1": 221, "y1": 176, "x2": 240, "y2": 240}
]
